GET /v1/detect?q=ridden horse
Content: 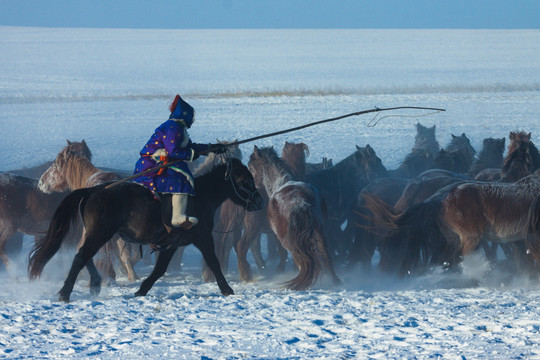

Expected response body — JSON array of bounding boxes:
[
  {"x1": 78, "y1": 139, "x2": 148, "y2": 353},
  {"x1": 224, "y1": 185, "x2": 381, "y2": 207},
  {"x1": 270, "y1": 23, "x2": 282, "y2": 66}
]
[
  {"x1": 28, "y1": 158, "x2": 263, "y2": 302},
  {"x1": 365, "y1": 170, "x2": 540, "y2": 276},
  {"x1": 38, "y1": 143, "x2": 139, "y2": 282},
  {"x1": 306, "y1": 144, "x2": 388, "y2": 262},
  {"x1": 244, "y1": 146, "x2": 340, "y2": 290}
]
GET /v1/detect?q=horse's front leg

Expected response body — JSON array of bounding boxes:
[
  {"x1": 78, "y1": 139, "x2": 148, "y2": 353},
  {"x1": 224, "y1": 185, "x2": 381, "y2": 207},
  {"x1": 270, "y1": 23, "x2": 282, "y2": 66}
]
[
  {"x1": 135, "y1": 247, "x2": 177, "y2": 297},
  {"x1": 194, "y1": 237, "x2": 234, "y2": 296}
]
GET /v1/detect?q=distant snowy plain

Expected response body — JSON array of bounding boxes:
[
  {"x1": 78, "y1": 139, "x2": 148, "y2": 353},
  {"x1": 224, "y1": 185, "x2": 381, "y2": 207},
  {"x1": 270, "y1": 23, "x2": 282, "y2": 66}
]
[{"x1": 1, "y1": 27, "x2": 540, "y2": 359}]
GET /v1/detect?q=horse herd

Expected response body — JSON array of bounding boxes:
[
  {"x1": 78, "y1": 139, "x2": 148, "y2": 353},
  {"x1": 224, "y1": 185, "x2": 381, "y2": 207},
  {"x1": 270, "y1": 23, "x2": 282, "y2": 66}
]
[{"x1": 2, "y1": 123, "x2": 540, "y2": 302}]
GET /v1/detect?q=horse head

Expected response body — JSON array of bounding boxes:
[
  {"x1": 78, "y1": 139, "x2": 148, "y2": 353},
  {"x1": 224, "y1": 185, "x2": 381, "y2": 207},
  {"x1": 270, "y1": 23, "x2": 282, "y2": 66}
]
[
  {"x1": 446, "y1": 133, "x2": 476, "y2": 162},
  {"x1": 38, "y1": 141, "x2": 93, "y2": 193},
  {"x1": 501, "y1": 141, "x2": 534, "y2": 182},
  {"x1": 38, "y1": 147, "x2": 70, "y2": 193},
  {"x1": 413, "y1": 123, "x2": 440, "y2": 156},
  {"x1": 354, "y1": 144, "x2": 388, "y2": 182},
  {"x1": 281, "y1": 142, "x2": 309, "y2": 181},
  {"x1": 482, "y1": 137, "x2": 505, "y2": 158},
  {"x1": 226, "y1": 158, "x2": 264, "y2": 211}
]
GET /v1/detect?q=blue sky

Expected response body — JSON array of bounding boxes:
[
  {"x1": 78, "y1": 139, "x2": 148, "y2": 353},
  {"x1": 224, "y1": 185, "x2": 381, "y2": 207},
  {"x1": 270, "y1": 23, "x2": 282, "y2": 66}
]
[{"x1": 0, "y1": 0, "x2": 539, "y2": 29}]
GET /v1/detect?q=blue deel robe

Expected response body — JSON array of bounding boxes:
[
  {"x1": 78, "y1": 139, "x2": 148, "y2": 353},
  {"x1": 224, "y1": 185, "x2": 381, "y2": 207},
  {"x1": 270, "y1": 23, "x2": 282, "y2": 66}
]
[{"x1": 133, "y1": 119, "x2": 209, "y2": 195}]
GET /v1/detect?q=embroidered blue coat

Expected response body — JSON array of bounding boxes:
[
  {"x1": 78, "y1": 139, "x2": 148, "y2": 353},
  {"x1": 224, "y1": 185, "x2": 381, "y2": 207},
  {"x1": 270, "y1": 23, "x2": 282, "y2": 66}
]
[{"x1": 133, "y1": 119, "x2": 209, "y2": 195}]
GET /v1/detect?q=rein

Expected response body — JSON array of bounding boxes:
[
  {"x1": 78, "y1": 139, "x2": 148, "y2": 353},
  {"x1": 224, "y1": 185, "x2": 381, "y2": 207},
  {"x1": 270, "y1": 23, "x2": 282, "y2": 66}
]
[{"x1": 212, "y1": 156, "x2": 253, "y2": 234}]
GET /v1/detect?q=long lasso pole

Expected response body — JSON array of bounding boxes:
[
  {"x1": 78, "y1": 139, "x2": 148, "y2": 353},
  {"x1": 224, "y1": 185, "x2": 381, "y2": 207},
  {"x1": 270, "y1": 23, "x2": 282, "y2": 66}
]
[{"x1": 105, "y1": 106, "x2": 445, "y2": 189}]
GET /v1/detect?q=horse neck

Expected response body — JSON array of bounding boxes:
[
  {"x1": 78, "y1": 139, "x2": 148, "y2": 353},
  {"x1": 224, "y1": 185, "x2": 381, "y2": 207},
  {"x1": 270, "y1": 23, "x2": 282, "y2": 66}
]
[
  {"x1": 282, "y1": 154, "x2": 306, "y2": 181},
  {"x1": 194, "y1": 167, "x2": 232, "y2": 210},
  {"x1": 65, "y1": 154, "x2": 102, "y2": 190},
  {"x1": 257, "y1": 160, "x2": 292, "y2": 196}
]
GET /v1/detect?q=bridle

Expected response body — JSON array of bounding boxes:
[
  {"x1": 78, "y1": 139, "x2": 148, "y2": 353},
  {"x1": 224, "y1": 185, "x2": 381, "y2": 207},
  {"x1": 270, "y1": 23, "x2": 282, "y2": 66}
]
[
  {"x1": 211, "y1": 156, "x2": 260, "y2": 235},
  {"x1": 224, "y1": 156, "x2": 259, "y2": 207}
]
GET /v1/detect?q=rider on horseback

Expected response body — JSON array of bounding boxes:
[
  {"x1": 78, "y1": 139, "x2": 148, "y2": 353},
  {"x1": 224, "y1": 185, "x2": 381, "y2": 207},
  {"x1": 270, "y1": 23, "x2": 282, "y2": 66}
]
[{"x1": 133, "y1": 95, "x2": 225, "y2": 229}]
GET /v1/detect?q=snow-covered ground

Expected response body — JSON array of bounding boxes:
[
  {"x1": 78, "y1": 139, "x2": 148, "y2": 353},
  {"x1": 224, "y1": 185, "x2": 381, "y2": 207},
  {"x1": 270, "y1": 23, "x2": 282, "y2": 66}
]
[{"x1": 1, "y1": 26, "x2": 540, "y2": 358}]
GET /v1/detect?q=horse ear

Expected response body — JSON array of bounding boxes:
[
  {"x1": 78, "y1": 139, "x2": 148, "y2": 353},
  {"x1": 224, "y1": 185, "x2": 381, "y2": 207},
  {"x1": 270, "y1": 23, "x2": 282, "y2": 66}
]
[
  {"x1": 67, "y1": 139, "x2": 72, "y2": 145},
  {"x1": 301, "y1": 143, "x2": 309, "y2": 157},
  {"x1": 461, "y1": 133, "x2": 466, "y2": 137},
  {"x1": 509, "y1": 132, "x2": 516, "y2": 141},
  {"x1": 451, "y1": 134, "x2": 456, "y2": 139},
  {"x1": 82, "y1": 139, "x2": 87, "y2": 145},
  {"x1": 356, "y1": 145, "x2": 361, "y2": 150},
  {"x1": 253, "y1": 145, "x2": 259, "y2": 155},
  {"x1": 527, "y1": 133, "x2": 532, "y2": 141},
  {"x1": 366, "y1": 144, "x2": 374, "y2": 155}
]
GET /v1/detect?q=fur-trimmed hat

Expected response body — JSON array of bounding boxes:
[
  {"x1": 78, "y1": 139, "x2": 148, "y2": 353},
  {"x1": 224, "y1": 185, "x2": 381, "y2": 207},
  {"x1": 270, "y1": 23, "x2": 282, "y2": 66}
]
[{"x1": 169, "y1": 95, "x2": 194, "y2": 128}]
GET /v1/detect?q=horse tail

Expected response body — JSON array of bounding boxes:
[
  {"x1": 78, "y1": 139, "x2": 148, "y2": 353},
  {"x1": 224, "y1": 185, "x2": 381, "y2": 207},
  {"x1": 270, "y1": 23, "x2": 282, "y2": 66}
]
[
  {"x1": 363, "y1": 193, "x2": 444, "y2": 275},
  {"x1": 28, "y1": 188, "x2": 91, "y2": 279},
  {"x1": 393, "y1": 180, "x2": 421, "y2": 213},
  {"x1": 283, "y1": 206, "x2": 323, "y2": 291},
  {"x1": 525, "y1": 194, "x2": 540, "y2": 264}
]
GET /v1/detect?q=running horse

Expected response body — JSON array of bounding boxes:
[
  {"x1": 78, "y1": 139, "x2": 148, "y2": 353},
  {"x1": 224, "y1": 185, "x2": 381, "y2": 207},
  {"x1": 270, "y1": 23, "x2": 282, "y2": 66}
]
[
  {"x1": 0, "y1": 140, "x2": 91, "y2": 268},
  {"x1": 246, "y1": 146, "x2": 341, "y2": 290},
  {"x1": 38, "y1": 142, "x2": 139, "y2": 282},
  {"x1": 365, "y1": 169, "x2": 540, "y2": 275},
  {"x1": 28, "y1": 158, "x2": 263, "y2": 302}
]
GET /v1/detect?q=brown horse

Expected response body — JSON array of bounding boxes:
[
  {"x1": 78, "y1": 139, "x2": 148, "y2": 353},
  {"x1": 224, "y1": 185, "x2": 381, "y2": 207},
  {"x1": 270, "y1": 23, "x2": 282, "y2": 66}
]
[
  {"x1": 366, "y1": 170, "x2": 540, "y2": 275},
  {"x1": 0, "y1": 174, "x2": 67, "y2": 268},
  {"x1": 0, "y1": 140, "x2": 92, "y2": 268},
  {"x1": 38, "y1": 143, "x2": 139, "y2": 282},
  {"x1": 214, "y1": 141, "x2": 309, "y2": 283},
  {"x1": 245, "y1": 146, "x2": 340, "y2": 290}
]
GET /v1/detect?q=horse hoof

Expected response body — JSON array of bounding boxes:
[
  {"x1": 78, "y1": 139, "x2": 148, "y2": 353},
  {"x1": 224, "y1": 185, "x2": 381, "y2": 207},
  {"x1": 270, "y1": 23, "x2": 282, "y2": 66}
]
[
  {"x1": 90, "y1": 285, "x2": 101, "y2": 297},
  {"x1": 221, "y1": 287, "x2": 234, "y2": 296},
  {"x1": 134, "y1": 290, "x2": 146, "y2": 297},
  {"x1": 58, "y1": 294, "x2": 70, "y2": 303}
]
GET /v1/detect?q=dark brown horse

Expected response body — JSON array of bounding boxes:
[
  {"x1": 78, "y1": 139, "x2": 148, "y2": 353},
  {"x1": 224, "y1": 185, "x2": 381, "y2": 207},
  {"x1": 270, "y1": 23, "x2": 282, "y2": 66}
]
[
  {"x1": 432, "y1": 133, "x2": 476, "y2": 174},
  {"x1": 28, "y1": 158, "x2": 263, "y2": 302},
  {"x1": 366, "y1": 170, "x2": 540, "y2": 275},
  {"x1": 0, "y1": 174, "x2": 67, "y2": 268},
  {"x1": 245, "y1": 146, "x2": 340, "y2": 290},
  {"x1": 306, "y1": 144, "x2": 388, "y2": 262},
  {"x1": 0, "y1": 140, "x2": 92, "y2": 268},
  {"x1": 468, "y1": 137, "x2": 505, "y2": 178},
  {"x1": 38, "y1": 143, "x2": 139, "y2": 282}
]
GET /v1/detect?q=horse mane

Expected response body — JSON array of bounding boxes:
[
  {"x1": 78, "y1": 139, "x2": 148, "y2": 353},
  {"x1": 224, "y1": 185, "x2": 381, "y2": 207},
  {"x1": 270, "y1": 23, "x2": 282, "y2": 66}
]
[
  {"x1": 281, "y1": 142, "x2": 308, "y2": 181},
  {"x1": 250, "y1": 146, "x2": 293, "y2": 183},
  {"x1": 507, "y1": 131, "x2": 531, "y2": 154},
  {"x1": 63, "y1": 150, "x2": 103, "y2": 189},
  {"x1": 66, "y1": 140, "x2": 92, "y2": 161}
]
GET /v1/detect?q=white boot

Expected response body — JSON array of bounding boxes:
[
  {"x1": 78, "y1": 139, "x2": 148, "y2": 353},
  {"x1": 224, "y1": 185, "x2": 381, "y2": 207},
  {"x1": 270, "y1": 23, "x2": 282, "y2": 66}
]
[{"x1": 171, "y1": 194, "x2": 198, "y2": 229}]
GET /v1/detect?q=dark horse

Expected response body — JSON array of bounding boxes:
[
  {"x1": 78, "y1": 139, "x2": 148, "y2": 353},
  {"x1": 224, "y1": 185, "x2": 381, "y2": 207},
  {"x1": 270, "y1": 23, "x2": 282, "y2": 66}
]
[
  {"x1": 0, "y1": 174, "x2": 67, "y2": 267},
  {"x1": 28, "y1": 158, "x2": 263, "y2": 302},
  {"x1": 365, "y1": 169, "x2": 540, "y2": 276}
]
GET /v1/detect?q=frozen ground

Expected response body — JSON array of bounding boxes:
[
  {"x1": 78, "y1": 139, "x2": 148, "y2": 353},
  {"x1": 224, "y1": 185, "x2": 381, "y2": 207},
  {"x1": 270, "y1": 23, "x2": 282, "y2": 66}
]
[{"x1": 1, "y1": 27, "x2": 540, "y2": 358}]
